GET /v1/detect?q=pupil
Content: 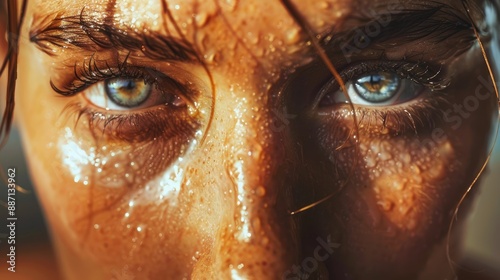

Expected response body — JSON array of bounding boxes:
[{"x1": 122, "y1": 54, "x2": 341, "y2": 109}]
[
  {"x1": 122, "y1": 80, "x2": 136, "y2": 92},
  {"x1": 353, "y1": 72, "x2": 400, "y2": 103},
  {"x1": 369, "y1": 75, "x2": 383, "y2": 92},
  {"x1": 105, "y1": 78, "x2": 151, "y2": 107}
]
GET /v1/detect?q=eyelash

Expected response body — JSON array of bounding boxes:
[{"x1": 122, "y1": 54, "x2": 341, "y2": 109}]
[
  {"x1": 325, "y1": 60, "x2": 450, "y2": 95},
  {"x1": 52, "y1": 54, "x2": 171, "y2": 96},
  {"x1": 317, "y1": 60, "x2": 452, "y2": 135},
  {"x1": 55, "y1": 54, "x2": 198, "y2": 142}
]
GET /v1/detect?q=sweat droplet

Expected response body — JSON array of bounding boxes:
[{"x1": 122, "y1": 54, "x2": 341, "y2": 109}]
[
  {"x1": 256, "y1": 186, "x2": 266, "y2": 197},
  {"x1": 203, "y1": 50, "x2": 217, "y2": 64},
  {"x1": 195, "y1": 13, "x2": 209, "y2": 27},
  {"x1": 224, "y1": 0, "x2": 238, "y2": 11},
  {"x1": 247, "y1": 32, "x2": 260, "y2": 44},
  {"x1": 286, "y1": 28, "x2": 300, "y2": 44},
  {"x1": 252, "y1": 218, "x2": 261, "y2": 231}
]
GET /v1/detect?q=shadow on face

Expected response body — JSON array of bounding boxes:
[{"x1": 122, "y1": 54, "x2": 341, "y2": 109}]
[{"x1": 1, "y1": 0, "x2": 499, "y2": 279}]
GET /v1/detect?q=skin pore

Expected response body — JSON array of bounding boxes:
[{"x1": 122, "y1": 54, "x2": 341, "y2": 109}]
[{"x1": 1, "y1": 0, "x2": 499, "y2": 279}]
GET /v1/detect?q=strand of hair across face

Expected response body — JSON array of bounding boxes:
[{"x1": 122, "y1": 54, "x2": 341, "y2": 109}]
[
  {"x1": 280, "y1": 0, "x2": 361, "y2": 215},
  {"x1": 445, "y1": 0, "x2": 500, "y2": 276}
]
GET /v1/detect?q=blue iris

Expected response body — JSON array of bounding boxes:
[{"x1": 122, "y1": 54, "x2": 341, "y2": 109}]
[
  {"x1": 353, "y1": 72, "x2": 400, "y2": 103},
  {"x1": 105, "y1": 78, "x2": 151, "y2": 107}
]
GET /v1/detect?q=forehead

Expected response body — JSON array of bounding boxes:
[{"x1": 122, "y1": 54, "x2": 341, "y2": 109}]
[
  {"x1": 32, "y1": 0, "x2": 351, "y2": 29},
  {"x1": 29, "y1": 0, "x2": 460, "y2": 77}
]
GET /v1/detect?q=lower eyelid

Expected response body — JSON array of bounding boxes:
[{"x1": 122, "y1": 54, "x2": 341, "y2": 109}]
[
  {"x1": 63, "y1": 102, "x2": 199, "y2": 143},
  {"x1": 315, "y1": 95, "x2": 450, "y2": 136}
]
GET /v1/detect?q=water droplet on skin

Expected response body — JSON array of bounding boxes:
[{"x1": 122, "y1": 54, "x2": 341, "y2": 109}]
[
  {"x1": 319, "y1": 1, "x2": 331, "y2": 9},
  {"x1": 254, "y1": 47, "x2": 264, "y2": 57},
  {"x1": 365, "y1": 156, "x2": 376, "y2": 168},
  {"x1": 262, "y1": 236, "x2": 269, "y2": 245},
  {"x1": 398, "y1": 204, "x2": 411, "y2": 216},
  {"x1": 406, "y1": 219, "x2": 417, "y2": 230},
  {"x1": 286, "y1": 28, "x2": 300, "y2": 44},
  {"x1": 378, "y1": 151, "x2": 392, "y2": 161},
  {"x1": 377, "y1": 200, "x2": 394, "y2": 212},
  {"x1": 223, "y1": 0, "x2": 238, "y2": 11},
  {"x1": 195, "y1": 13, "x2": 209, "y2": 27},
  {"x1": 391, "y1": 180, "x2": 405, "y2": 191},
  {"x1": 252, "y1": 218, "x2": 261, "y2": 231},
  {"x1": 256, "y1": 186, "x2": 266, "y2": 197},
  {"x1": 247, "y1": 32, "x2": 260, "y2": 44},
  {"x1": 203, "y1": 50, "x2": 216, "y2": 63}
]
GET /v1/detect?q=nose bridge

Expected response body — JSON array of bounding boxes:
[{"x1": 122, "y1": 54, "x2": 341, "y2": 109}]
[{"x1": 215, "y1": 90, "x2": 300, "y2": 279}]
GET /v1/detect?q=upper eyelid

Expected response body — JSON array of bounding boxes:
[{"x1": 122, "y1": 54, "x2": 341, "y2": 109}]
[{"x1": 29, "y1": 10, "x2": 199, "y2": 62}]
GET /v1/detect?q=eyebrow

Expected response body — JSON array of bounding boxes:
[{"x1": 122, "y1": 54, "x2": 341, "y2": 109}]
[
  {"x1": 321, "y1": 4, "x2": 475, "y2": 59},
  {"x1": 29, "y1": 9, "x2": 199, "y2": 62},
  {"x1": 29, "y1": 3, "x2": 474, "y2": 64}
]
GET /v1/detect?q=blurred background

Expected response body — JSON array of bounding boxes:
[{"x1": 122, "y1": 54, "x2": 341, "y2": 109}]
[{"x1": 0, "y1": 125, "x2": 499, "y2": 279}]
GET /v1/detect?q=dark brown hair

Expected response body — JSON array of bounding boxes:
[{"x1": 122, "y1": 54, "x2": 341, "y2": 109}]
[{"x1": 0, "y1": 0, "x2": 27, "y2": 148}]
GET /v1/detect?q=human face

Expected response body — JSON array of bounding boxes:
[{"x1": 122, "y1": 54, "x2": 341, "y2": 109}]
[{"x1": 11, "y1": 0, "x2": 499, "y2": 279}]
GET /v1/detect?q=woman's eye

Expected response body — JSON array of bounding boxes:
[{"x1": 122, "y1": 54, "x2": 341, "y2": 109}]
[
  {"x1": 321, "y1": 71, "x2": 424, "y2": 107},
  {"x1": 106, "y1": 78, "x2": 151, "y2": 108},
  {"x1": 83, "y1": 77, "x2": 183, "y2": 111}
]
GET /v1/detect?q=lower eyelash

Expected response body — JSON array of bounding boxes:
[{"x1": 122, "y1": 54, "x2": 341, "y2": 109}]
[
  {"x1": 61, "y1": 102, "x2": 198, "y2": 143},
  {"x1": 319, "y1": 95, "x2": 452, "y2": 137}
]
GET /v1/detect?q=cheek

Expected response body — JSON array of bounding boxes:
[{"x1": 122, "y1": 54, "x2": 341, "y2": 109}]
[{"x1": 358, "y1": 137, "x2": 456, "y2": 232}]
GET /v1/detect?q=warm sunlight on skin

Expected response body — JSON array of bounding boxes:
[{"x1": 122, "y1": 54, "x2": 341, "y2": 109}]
[{"x1": 3, "y1": 0, "x2": 499, "y2": 279}]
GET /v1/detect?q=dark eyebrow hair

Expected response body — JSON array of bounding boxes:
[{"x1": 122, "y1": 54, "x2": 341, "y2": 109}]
[
  {"x1": 321, "y1": 4, "x2": 475, "y2": 60},
  {"x1": 29, "y1": 9, "x2": 199, "y2": 62}
]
